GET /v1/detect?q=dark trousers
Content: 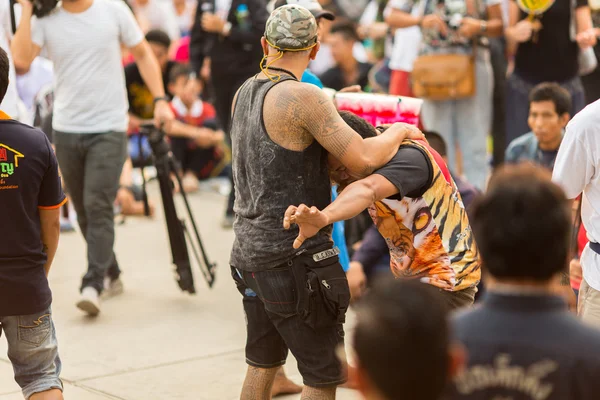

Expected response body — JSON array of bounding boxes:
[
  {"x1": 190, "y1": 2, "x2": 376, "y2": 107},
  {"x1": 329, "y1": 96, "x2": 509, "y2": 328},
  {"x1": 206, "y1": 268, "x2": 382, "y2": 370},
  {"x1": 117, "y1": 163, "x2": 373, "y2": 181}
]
[
  {"x1": 54, "y1": 130, "x2": 127, "y2": 293},
  {"x1": 489, "y1": 38, "x2": 507, "y2": 167},
  {"x1": 211, "y1": 72, "x2": 253, "y2": 216}
]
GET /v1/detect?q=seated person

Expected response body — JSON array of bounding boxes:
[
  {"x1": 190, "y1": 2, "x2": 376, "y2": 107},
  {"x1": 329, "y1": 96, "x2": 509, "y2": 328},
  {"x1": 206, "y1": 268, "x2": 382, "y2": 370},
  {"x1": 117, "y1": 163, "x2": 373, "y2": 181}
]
[
  {"x1": 164, "y1": 64, "x2": 227, "y2": 193},
  {"x1": 115, "y1": 158, "x2": 156, "y2": 217},
  {"x1": 284, "y1": 111, "x2": 481, "y2": 309},
  {"x1": 125, "y1": 30, "x2": 179, "y2": 132},
  {"x1": 349, "y1": 279, "x2": 464, "y2": 400},
  {"x1": 319, "y1": 21, "x2": 372, "y2": 91},
  {"x1": 505, "y1": 82, "x2": 571, "y2": 170}
]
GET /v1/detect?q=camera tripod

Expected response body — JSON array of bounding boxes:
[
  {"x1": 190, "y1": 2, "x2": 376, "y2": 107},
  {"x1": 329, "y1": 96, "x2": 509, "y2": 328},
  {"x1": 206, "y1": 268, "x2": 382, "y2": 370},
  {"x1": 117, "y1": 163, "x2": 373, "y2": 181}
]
[{"x1": 139, "y1": 124, "x2": 216, "y2": 293}]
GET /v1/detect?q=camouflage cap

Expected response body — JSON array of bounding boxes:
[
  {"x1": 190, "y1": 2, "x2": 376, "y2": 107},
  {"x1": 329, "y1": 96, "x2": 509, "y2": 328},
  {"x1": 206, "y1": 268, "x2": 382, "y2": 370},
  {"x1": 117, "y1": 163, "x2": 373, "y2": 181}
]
[{"x1": 265, "y1": 4, "x2": 318, "y2": 51}]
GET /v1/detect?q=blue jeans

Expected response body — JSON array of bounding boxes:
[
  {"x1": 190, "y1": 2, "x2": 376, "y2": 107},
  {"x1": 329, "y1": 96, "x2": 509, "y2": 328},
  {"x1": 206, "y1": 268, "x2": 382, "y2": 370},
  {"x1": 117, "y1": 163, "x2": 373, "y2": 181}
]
[
  {"x1": 0, "y1": 308, "x2": 62, "y2": 399},
  {"x1": 421, "y1": 49, "x2": 494, "y2": 191}
]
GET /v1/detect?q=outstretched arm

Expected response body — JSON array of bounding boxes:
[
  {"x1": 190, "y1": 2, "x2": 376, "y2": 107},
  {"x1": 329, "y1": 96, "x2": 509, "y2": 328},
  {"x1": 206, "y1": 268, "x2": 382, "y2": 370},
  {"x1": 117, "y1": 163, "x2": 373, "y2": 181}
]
[{"x1": 284, "y1": 174, "x2": 399, "y2": 249}]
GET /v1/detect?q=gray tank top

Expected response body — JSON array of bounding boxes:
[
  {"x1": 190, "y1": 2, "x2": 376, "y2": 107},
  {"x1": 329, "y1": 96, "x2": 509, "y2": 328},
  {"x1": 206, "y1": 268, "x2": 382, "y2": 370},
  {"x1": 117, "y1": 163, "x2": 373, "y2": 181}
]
[{"x1": 229, "y1": 74, "x2": 333, "y2": 271}]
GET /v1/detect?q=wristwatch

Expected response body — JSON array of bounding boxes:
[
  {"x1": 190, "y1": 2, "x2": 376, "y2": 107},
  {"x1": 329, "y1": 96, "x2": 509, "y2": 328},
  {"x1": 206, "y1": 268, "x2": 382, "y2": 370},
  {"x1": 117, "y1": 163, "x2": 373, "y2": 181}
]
[
  {"x1": 480, "y1": 20, "x2": 488, "y2": 34},
  {"x1": 153, "y1": 96, "x2": 169, "y2": 104}
]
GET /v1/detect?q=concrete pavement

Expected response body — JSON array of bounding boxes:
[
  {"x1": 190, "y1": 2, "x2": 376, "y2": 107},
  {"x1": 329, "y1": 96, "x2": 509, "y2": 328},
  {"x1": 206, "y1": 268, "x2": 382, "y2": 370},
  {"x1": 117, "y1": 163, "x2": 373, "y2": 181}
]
[{"x1": 0, "y1": 183, "x2": 361, "y2": 400}]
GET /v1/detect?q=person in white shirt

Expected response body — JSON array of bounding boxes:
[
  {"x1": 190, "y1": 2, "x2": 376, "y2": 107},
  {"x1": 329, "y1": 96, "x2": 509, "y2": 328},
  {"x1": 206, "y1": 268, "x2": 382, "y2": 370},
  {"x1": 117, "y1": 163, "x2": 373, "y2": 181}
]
[
  {"x1": 12, "y1": 0, "x2": 174, "y2": 317},
  {"x1": 552, "y1": 99, "x2": 600, "y2": 327},
  {"x1": 0, "y1": 0, "x2": 22, "y2": 120},
  {"x1": 132, "y1": 0, "x2": 181, "y2": 41}
]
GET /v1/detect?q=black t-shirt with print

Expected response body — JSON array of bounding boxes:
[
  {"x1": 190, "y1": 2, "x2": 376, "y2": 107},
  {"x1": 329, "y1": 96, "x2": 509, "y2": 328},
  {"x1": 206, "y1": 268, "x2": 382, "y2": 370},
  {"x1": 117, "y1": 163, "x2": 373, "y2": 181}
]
[
  {"x1": 514, "y1": 0, "x2": 588, "y2": 83},
  {"x1": 0, "y1": 116, "x2": 66, "y2": 317},
  {"x1": 372, "y1": 144, "x2": 433, "y2": 200},
  {"x1": 125, "y1": 61, "x2": 179, "y2": 120}
]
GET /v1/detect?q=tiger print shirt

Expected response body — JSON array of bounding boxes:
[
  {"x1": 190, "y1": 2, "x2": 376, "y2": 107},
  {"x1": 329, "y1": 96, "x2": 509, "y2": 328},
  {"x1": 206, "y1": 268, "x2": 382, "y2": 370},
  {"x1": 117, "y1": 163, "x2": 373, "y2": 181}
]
[{"x1": 370, "y1": 139, "x2": 480, "y2": 292}]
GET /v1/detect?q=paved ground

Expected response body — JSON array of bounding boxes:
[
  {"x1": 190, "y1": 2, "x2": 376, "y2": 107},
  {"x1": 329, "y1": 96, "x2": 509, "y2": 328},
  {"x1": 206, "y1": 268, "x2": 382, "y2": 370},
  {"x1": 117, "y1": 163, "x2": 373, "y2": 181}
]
[{"x1": 0, "y1": 183, "x2": 361, "y2": 400}]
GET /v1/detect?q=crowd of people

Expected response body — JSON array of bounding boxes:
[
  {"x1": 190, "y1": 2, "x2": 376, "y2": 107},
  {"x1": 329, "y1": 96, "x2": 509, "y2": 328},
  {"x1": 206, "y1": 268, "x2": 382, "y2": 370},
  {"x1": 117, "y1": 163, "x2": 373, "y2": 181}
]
[{"x1": 2, "y1": 0, "x2": 600, "y2": 398}]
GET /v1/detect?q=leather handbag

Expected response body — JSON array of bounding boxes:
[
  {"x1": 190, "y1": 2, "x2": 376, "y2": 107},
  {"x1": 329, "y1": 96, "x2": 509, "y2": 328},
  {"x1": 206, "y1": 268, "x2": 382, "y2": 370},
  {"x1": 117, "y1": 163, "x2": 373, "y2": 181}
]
[{"x1": 411, "y1": 52, "x2": 476, "y2": 100}]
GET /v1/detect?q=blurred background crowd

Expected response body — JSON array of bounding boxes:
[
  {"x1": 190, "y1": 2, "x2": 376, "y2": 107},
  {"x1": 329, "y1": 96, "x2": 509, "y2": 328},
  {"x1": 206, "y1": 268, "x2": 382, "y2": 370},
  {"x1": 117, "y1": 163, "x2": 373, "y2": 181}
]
[{"x1": 2, "y1": 0, "x2": 600, "y2": 307}]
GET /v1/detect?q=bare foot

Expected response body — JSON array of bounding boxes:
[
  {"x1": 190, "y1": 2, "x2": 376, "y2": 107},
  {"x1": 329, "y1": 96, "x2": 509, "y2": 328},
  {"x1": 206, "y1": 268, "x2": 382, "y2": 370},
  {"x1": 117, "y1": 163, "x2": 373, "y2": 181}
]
[{"x1": 271, "y1": 368, "x2": 302, "y2": 397}]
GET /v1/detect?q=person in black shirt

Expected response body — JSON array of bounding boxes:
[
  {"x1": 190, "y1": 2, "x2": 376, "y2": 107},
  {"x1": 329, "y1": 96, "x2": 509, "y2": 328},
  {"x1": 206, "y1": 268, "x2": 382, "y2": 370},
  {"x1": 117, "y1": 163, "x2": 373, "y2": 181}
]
[
  {"x1": 504, "y1": 0, "x2": 596, "y2": 144},
  {"x1": 0, "y1": 47, "x2": 66, "y2": 400},
  {"x1": 125, "y1": 29, "x2": 179, "y2": 132},
  {"x1": 444, "y1": 165, "x2": 600, "y2": 400},
  {"x1": 320, "y1": 21, "x2": 372, "y2": 91}
]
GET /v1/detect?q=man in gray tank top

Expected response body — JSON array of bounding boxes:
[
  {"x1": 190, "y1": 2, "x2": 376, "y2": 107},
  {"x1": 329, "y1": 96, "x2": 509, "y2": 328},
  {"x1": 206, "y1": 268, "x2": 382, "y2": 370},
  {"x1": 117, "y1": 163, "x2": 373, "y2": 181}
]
[{"x1": 229, "y1": 5, "x2": 423, "y2": 399}]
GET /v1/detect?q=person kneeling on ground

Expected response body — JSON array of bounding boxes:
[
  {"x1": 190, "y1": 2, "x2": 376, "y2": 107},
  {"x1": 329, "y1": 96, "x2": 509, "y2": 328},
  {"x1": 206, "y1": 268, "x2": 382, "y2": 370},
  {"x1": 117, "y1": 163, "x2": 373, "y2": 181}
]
[
  {"x1": 163, "y1": 64, "x2": 228, "y2": 193},
  {"x1": 284, "y1": 111, "x2": 481, "y2": 309}
]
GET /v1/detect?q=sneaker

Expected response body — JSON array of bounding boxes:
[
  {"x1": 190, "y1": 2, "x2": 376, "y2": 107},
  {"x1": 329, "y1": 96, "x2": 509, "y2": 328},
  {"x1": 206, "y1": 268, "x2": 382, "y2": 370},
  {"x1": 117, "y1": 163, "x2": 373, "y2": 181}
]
[
  {"x1": 103, "y1": 277, "x2": 124, "y2": 298},
  {"x1": 221, "y1": 214, "x2": 234, "y2": 229},
  {"x1": 76, "y1": 287, "x2": 101, "y2": 316},
  {"x1": 60, "y1": 218, "x2": 76, "y2": 233}
]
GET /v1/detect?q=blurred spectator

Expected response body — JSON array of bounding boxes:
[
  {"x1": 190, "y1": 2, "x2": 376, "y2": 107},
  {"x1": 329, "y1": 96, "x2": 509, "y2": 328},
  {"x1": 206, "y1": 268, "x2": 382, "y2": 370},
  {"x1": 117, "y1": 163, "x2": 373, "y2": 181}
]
[
  {"x1": 505, "y1": 82, "x2": 571, "y2": 170},
  {"x1": 164, "y1": 64, "x2": 227, "y2": 193},
  {"x1": 130, "y1": 0, "x2": 181, "y2": 41},
  {"x1": 553, "y1": 99, "x2": 600, "y2": 328},
  {"x1": 126, "y1": 30, "x2": 179, "y2": 132},
  {"x1": 504, "y1": 0, "x2": 596, "y2": 144},
  {"x1": 446, "y1": 165, "x2": 600, "y2": 399},
  {"x1": 386, "y1": 0, "x2": 504, "y2": 190},
  {"x1": 320, "y1": 21, "x2": 373, "y2": 91},
  {"x1": 190, "y1": 0, "x2": 268, "y2": 228},
  {"x1": 582, "y1": 11, "x2": 600, "y2": 105},
  {"x1": 357, "y1": 0, "x2": 392, "y2": 62},
  {"x1": 115, "y1": 158, "x2": 156, "y2": 216},
  {"x1": 173, "y1": 0, "x2": 196, "y2": 37},
  {"x1": 15, "y1": 56, "x2": 53, "y2": 122},
  {"x1": 0, "y1": 1, "x2": 22, "y2": 120},
  {"x1": 12, "y1": 0, "x2": 174, "y2": 316},
  {"x1": 348, "y1": 280, "x2": 464, "y2": 400}
]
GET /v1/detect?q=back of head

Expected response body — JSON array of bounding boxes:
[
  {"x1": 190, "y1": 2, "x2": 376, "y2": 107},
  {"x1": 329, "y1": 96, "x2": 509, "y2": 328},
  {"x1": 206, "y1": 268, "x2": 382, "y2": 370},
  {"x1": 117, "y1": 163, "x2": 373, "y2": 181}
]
[
  {"x1": 471, "y1": 164, "x2": 571, "y2": 282},
  {"x1": 338, "y1": 110, "x2": 377, "y2": 139},
  {"x1": 265, "y1": 5, "x2": 318, "y2": 52},
  {"x1": 329, "y1": 20, "x2": 360, "y2": 42},
  {"x1": 529, "y1": 82, "x2": 572, "y2": 116},
  {"x1": 424, "y1": 131, "x2": 447, "y2": 157},
  {"x1": 0, "y1": 47, "x2": 9, "y2": 104},
  {"x1": 145, "y1": 29, "x2": 172, "y2": 50},
  {"x1": 353, "y1": 279, "x2": 450, "y2": 400}
]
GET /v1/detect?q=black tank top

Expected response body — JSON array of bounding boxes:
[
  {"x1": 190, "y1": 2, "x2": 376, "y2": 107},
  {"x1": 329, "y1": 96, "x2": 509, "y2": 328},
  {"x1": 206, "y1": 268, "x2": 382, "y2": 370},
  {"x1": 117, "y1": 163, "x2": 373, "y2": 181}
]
[{"x1": 229, "y1": 74, "x2": 332, "y2": 271}]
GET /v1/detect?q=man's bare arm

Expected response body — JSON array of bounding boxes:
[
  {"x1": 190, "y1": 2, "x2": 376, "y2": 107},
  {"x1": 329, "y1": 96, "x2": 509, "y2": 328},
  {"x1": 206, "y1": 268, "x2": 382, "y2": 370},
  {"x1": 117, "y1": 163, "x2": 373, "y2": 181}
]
[
  {"x1": 11, "y1": 0, "x2": 41, "y2": 73},
  {"x1": 268, "y1": 84, "x2": 419, "y2": 177},
  {"x1": 39, "y1": 208, "x2": 61, "y2": 276}
]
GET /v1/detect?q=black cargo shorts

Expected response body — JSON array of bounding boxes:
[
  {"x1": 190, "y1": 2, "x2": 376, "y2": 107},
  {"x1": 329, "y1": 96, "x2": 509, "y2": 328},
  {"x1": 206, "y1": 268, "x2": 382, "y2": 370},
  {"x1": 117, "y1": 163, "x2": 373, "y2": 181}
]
[{"x1": 231, "y1": 244, "x2": 350, "y2": 388}]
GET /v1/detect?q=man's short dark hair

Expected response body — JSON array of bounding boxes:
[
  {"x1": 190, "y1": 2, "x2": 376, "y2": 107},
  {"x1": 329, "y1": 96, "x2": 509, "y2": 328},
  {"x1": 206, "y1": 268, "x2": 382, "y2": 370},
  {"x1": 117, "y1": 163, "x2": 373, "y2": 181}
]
[
  {"x1": 330, "y1": 21, "x2": 360, "y2": 42},
  {"x1": 0, "y1": 47, "x2": 9, "y2": 104},
  {"x1": 529, "y1": 82, "x2": 572, "y2": 116},
  {"x1": 424, "y1": 131, "x2": 447, "y2": 157},
  {"x1": 354, "y1": 279, "x2": 450, "y2": 400},
  {"x1": 169, "y1": 64, "x2": 192, "y2": 84},
  {"x1": 146, "y1": 29, "x2": 171, "y2": 50},
  {"x1": 339, "y1": 111, "x2": 377, "y2": 139},
  {"x1": 471, "y1": 164, "x2": 571, "y2": 282}
]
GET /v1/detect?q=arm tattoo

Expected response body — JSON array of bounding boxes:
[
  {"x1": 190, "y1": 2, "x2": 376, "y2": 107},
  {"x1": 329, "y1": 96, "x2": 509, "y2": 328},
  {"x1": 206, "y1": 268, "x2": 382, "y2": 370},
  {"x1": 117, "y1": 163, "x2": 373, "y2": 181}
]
[
  {"x1": 264, "y1": 85, "x2": 353, "y2": 157},
  {"x1": 42, "y1": 243, "x2": 49, "y2": 254}
]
